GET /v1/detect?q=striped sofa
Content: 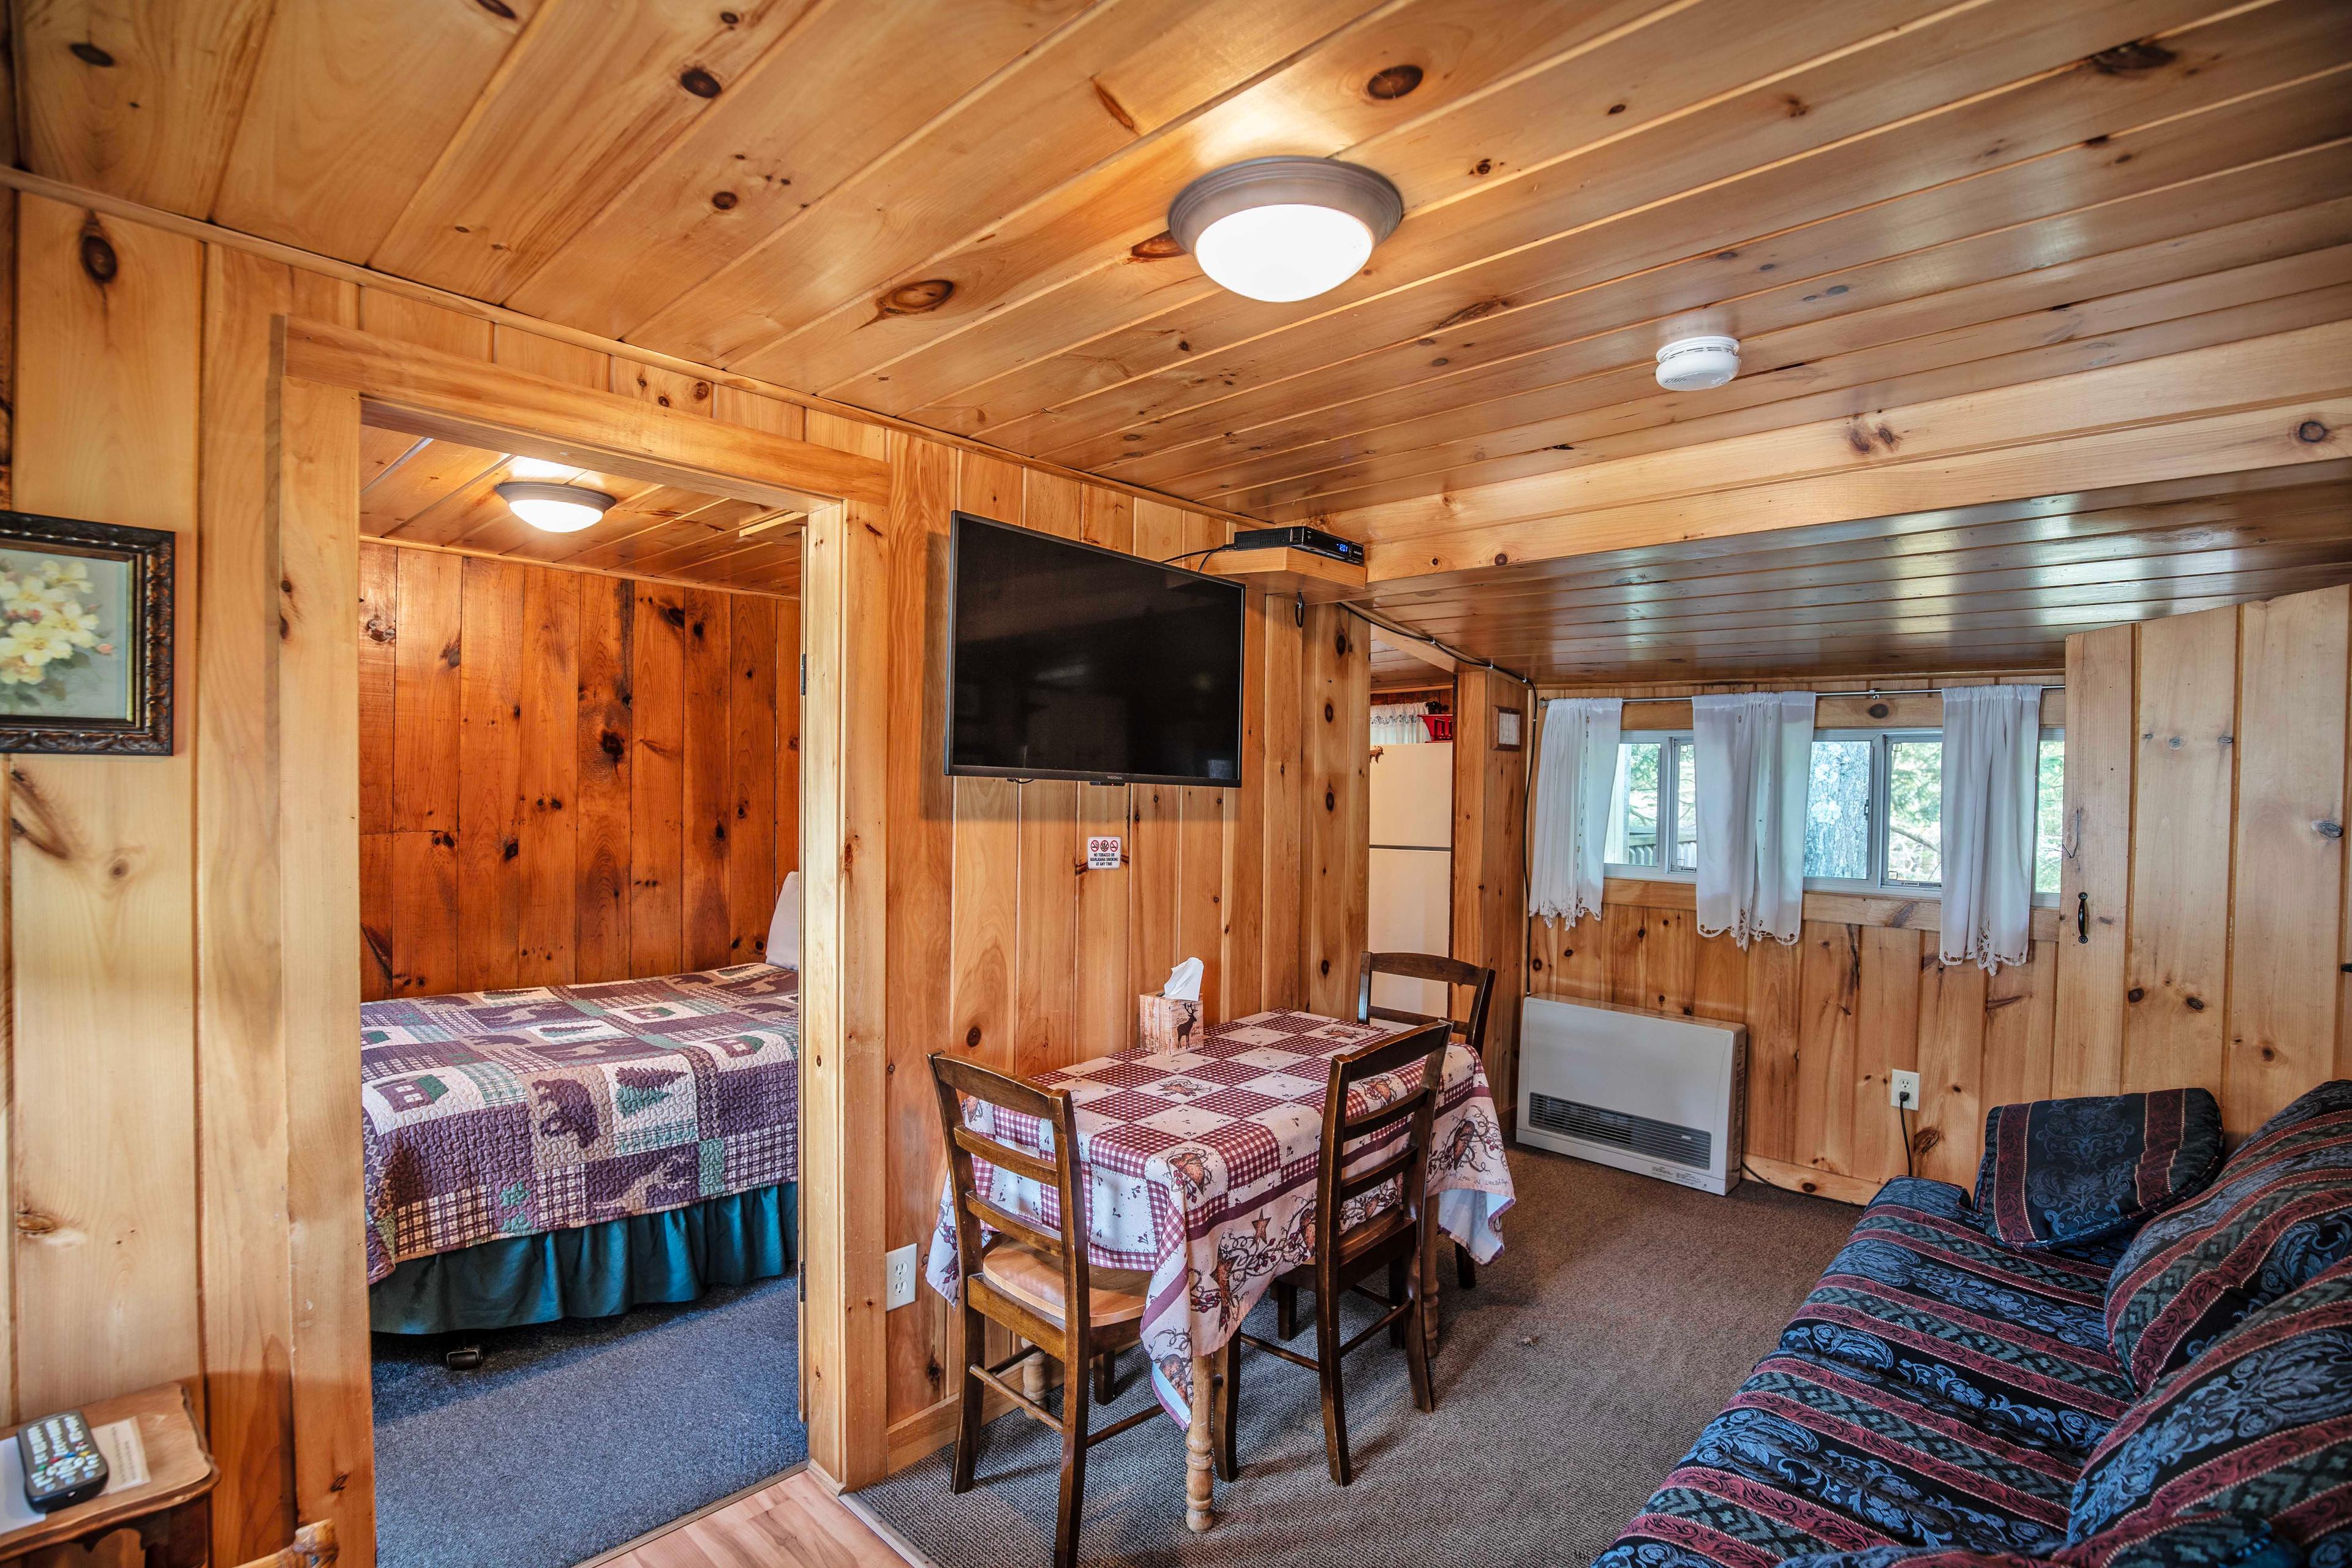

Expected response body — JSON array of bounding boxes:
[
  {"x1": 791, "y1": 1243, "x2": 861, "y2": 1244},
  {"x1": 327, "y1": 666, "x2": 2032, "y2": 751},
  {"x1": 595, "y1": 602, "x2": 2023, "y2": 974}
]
[{"x1": 1594, "y1": 1080, "x2": 2352, "y2": 1568}]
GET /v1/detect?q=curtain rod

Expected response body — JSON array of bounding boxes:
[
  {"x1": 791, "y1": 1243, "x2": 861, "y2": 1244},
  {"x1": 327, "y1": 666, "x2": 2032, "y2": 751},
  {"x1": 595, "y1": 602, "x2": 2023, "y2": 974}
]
[{"x1": 1544, "y1": 682, "x2": 2065, "y2": 699}]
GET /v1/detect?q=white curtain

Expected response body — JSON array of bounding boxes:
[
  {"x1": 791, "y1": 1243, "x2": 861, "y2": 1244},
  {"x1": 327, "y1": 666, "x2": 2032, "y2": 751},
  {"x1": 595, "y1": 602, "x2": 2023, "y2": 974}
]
[
  {"x1": 1940, "y1": 685, "x2": 2043, "y2": 973},
  {"x1": 1694, "y1": 692, "x2": 1816, "y2": 948},
  {"x1": 1528, "y1": 698, "x2": 1623, "y2": 927},
  {"x1": 1371, "y1": 703, "x2": 1430, "y2": 745}
]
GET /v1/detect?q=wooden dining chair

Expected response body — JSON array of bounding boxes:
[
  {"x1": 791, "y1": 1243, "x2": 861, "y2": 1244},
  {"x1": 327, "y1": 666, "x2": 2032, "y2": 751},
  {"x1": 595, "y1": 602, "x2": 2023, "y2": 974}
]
[
  {"x1": 931, "y1": 1054, "x2": 1156, "y2": 1568},
  {"x1": 1359, "y1": 950, "x2": 1496, "y2": 1291},
  {"x1": 1219, "y1": 1021, "x2": 1452, "y2": 1487}
]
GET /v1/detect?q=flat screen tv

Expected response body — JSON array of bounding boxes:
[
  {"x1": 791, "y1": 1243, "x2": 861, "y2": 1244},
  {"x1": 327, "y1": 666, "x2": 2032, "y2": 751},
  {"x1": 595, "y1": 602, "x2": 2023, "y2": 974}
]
[{"x1": 946, "y1": 511, "x2": 1245, "y2": 786}]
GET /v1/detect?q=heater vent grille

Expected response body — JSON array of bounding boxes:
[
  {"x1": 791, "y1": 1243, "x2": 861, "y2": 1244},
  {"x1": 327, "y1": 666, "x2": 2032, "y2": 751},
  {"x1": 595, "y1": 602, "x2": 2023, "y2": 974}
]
[{"x1": 1528, "y1": 1092, "x2": 1711, "y2": 1170}]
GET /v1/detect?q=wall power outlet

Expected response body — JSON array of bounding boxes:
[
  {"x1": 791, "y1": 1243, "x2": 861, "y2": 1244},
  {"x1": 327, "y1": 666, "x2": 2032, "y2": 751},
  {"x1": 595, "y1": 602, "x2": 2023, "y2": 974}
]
[
  {"x1": 1890, "y1": 1069, "x2": 1921, "y2": 1110},
  {"x1": 885, "y1": 1243, "x2": 918, "y2": 1310}
]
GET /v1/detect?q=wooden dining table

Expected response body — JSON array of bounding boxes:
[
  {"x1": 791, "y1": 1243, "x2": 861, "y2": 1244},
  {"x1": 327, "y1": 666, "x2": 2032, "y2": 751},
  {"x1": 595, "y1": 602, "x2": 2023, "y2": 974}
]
[{"x1": 924, "y1": 1008, "x2": 1517, "y2": 1530}]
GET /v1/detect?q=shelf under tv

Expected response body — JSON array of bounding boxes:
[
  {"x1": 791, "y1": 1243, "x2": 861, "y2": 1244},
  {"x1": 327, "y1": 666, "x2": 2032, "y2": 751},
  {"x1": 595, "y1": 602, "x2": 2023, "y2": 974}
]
[{"x1": 1203, "y1": 545, "x2": 1366, "y2": 604}]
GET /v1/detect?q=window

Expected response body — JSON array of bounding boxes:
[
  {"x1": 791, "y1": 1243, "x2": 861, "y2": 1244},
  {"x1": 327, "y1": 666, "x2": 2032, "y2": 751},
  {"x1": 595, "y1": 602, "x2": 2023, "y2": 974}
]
[
  {"x1": 1606, "y1": 726, "x2": 2068, "y2": 903},
  {"x1": 1604, "y1": 734, "x2": 1695, "y2": 870}
]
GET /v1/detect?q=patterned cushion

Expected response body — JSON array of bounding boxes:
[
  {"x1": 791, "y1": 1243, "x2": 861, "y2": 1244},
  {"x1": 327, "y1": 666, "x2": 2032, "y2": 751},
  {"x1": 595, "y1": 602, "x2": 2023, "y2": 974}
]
[
  {"x1": 1777, "y1": 1513, "x2": 2302, "y2": 1568},
  {"x1": 1782, "y1": 1178, "x2": 2138, "y2": 1458},
  {"x1": 1593, "y1": 1178, "x2": 2135, "y2": 1568},
  {"x1": 2105, "y1": 1082, "x2": 2352, "y2": 1390},
  {"x1": 2071, "y1": 1256, "x2": 2352, "y2": 1568},
  {"x1": 1975, "y1": 1091, "x2": 2225, "y2": 1251}
]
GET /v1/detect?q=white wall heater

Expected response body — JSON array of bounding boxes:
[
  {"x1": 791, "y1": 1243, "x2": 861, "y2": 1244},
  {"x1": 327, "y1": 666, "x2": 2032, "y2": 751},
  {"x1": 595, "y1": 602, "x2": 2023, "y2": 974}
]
[{"x1": 1517, "y1": 995, "x2": 1748, "y2": 1195}]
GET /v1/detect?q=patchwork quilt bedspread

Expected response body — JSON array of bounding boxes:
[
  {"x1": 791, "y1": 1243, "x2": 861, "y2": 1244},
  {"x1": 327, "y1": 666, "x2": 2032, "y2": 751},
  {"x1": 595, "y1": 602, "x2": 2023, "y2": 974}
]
[{"x1": 359, "y1": 964, "x2": 799, "y2": 1284}]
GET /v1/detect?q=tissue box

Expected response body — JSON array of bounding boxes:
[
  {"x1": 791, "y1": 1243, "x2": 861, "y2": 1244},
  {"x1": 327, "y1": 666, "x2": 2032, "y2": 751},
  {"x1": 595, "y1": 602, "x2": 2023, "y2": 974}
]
[{"x1": 1137, "y1": 993, "x2": 1202, "y2": 1052}]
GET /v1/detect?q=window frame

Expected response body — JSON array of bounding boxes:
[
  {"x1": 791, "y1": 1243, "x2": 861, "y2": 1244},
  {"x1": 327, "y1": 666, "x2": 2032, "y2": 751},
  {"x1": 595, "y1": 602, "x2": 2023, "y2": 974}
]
[{"x1": 1601, "y1": 724, "x2": 2066, "y2": 905}]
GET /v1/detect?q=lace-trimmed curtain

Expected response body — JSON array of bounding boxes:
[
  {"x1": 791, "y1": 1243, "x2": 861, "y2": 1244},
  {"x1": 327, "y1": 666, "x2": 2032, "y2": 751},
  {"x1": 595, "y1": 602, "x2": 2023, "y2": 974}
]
[
  {"x1": 1939, "y1": 684, "x2": 2043, "y2": 973},
  {"x1": 1527, "y1": 698, "x2": 1622, "y2": 927},
  {"x1": 1693, "y1": 691, "x2": 1815, "y2": 949}
]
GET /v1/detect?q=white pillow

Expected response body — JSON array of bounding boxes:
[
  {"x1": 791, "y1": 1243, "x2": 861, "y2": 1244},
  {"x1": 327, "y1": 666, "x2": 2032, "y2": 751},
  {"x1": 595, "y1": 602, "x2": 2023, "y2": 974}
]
[{"x1": 765, "y1": 871, "x2": 801, "y2": 969}]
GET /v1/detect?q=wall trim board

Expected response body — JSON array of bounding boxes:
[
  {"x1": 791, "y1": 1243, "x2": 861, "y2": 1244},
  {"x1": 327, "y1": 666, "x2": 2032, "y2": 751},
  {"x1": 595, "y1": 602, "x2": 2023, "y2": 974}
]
[
  {"x1": 1742, "y1": 1155, "x2": 1880, "y2": 1206},
  {"x1": 361, "y1": 530, "x2": 800, "y2": 602},
  {"x1": 0, "y1": 165, "x2": 1268, "y2": 533},
  {"x1": 1587, "y1": 878, "x2": 2065, "y2": 943}
]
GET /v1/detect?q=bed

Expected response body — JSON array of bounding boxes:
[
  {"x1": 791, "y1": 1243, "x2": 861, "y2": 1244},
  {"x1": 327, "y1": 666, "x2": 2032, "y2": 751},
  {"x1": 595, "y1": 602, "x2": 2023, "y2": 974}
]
[{"x1": 359, "y1": 961, "x2": 800, "y2": 1335}]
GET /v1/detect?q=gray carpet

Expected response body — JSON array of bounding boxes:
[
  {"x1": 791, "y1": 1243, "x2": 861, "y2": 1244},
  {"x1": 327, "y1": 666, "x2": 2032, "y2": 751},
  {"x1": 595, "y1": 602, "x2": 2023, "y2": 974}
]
[
  {"x1": 858, "y1": 1148, "x2": 1858, "y2": 1568},
  {"x1": 372, "y1": 1273, "x2": 805, "y2": 1568}
]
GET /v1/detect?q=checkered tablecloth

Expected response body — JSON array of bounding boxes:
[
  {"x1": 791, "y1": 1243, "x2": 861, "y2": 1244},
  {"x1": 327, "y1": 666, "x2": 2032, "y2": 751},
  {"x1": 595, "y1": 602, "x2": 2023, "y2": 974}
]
[{"x1": 925, "y1": 1009, "x2": 1515, "y2": 1424}]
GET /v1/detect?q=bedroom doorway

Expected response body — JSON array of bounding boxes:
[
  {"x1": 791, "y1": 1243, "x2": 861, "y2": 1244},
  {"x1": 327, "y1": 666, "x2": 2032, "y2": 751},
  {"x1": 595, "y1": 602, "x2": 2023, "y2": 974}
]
[
  {"x1": 256, "y1": 316, "x2": 877, "y2": 1568},
  {"x1": 352, "y1": 407, "x2": 811, "y2": 1567}
]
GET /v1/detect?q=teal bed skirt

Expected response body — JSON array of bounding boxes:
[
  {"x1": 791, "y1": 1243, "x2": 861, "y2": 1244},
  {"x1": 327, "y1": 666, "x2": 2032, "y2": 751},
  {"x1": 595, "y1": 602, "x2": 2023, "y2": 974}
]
[{"x1": 371, "y1": 1181, "x2": 797, "y2": 1335}]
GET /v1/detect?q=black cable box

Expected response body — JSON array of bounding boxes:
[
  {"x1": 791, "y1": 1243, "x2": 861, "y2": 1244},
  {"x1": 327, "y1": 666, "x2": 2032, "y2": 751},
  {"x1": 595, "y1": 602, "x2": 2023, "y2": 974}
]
[{"x1": 1224, "y1": 526, "x2": 1365, "y2": 567}]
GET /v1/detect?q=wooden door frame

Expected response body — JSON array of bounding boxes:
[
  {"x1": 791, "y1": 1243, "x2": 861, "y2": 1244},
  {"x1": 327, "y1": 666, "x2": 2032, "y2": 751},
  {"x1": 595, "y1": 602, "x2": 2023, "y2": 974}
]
[{"x1": 265, "y1": 318, "x2": 895, "y2": 1561}]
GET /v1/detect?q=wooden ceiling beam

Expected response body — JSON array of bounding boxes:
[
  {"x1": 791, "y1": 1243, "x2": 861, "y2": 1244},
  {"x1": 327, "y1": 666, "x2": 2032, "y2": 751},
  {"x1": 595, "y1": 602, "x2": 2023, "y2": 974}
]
[{"x1": 285, "y1": 318, "x2": 893, "y2": 512}]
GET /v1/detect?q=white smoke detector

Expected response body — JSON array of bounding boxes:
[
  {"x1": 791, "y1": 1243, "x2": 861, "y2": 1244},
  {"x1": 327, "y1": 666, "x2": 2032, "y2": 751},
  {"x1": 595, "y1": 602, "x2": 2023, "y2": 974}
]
[{"x1": 1656, "y1": 334, "x2": 1740, "y2": 391}]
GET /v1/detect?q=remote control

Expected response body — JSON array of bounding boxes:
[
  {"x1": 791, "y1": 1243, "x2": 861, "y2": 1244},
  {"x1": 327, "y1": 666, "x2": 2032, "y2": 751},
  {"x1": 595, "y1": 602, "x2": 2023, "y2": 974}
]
[{"x1": 20, "y1": 1410, "x2": 107, "y2": 1513}]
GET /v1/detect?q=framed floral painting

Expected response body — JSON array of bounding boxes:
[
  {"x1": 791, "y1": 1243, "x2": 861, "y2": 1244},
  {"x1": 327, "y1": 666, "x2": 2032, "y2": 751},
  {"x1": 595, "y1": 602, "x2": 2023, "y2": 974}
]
[{"x1": 0, "y1": 512, "x2": 174, "y2": 755}]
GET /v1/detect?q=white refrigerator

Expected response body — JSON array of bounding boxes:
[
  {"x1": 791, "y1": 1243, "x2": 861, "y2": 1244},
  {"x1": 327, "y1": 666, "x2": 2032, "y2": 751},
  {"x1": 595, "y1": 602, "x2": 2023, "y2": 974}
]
[{"x1": 1368, "y1": 741, "x2": 1453, "y2": 1018}]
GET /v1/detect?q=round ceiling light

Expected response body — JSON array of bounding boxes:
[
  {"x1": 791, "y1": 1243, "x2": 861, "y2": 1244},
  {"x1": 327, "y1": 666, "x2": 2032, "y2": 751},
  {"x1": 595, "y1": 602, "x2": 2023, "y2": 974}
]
[
  {"x1": 1655, "y1": 334, "x2": 1740, "y2": 391},
  {"x1": 1169, "y1": 156, "x2": 1403, "y2": 303},
  {"x1": 496, "y1": 480, "x2": 617, "y2": 534}
]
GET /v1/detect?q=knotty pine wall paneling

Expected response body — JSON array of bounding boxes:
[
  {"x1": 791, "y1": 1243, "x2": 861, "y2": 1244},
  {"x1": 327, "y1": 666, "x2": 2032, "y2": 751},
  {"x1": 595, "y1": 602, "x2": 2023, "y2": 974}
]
[
  {"x1": 356, "y1": 541, "x2": 795, "y2": 1000},
  {"x1": 2056, "y1": 581, "x2": 2352, "y2": 1137},
  {"x1": 0, "y1": 189, "x2": 1366, "y2": 1548},
  {"x1": 873, "y1": 452, "x2": 1364, "y2": 1466},
  {"x1": 1526, "y1": 673, "x2": 2062, "y2": 1202},
  {"x1": 1452, "y1": 668, "x2": 1534, "y2": 1132}
]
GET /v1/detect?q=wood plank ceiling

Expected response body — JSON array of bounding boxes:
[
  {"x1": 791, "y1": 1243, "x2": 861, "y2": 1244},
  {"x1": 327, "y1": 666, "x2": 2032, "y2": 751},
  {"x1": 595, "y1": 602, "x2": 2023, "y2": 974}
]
[
  {"x1": 357, "y1": 425, "x2": 804, "y2": 594},
  {"x1": 1363, "y1": 462, "x2": 2352, "y2": 684},
  {"x1": 18, "y1": 0, "x2": 2349, "y2": 671}
]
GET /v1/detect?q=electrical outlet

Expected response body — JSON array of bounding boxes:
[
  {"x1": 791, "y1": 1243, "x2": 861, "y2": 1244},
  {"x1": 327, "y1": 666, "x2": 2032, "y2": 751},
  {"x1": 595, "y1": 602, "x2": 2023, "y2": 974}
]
[
  {"x1": 1890, "y1": 1069, "x2": 1921, "y2": 1109},
  {"x1": 885, "y1": 1244, "x2": 918, "y2": 1310}
]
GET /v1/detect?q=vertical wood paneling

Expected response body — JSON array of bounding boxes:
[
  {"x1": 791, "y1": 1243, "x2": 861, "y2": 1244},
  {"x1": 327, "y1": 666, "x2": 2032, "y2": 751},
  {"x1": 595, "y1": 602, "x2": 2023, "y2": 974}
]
[
  {"x1": 1259, "y1": 591, "x2": 1304, "y2": 1010},
  {"x1": 775, "y1": 594, "x2": 801, "y2": 881},
  {"x1": 517, "y1": 567, "x2": 580, "y2": 985},
  {"x1": 2226, "y1": 587, "x2": 2348, "y2": 1135},
  {"x1": 2053, "y1": 624, "x2": 2135, "y2": 1098},
  {"x1": 359, "y1": 546, "x2": 790, "y2": 992},
  {"x1": 576, "y1": 575, "x2": 635, "y2": 982},
  {"x1": 1300, "y1": 602, "x2": 1368, "y2": 1017},
  {"x1": 195, "y1": 239, "x2": 296, "y2": 1562},
  {"x1": 1915, "y1": 955, "x2": 1989, "y2": 1187},
  {"x1": 356, "y1": 541, "x2": 398, "y2": 838},
  {"x1": 2124, "y1": 608, "x2": 2237, "y2": 1095},
  {"x1": 631, "y1": 582, "x2": 688, "y2": 976},
  {"x1": 1015, "y1": 474, "x2": 1082, "y2": 1076},
  {"x1": 682, "y1": 587, "x2": 733, "y2": 971},
  {"x1": 730, "y1": 596, "x2": 779, "y2": 961},
  {"x1": 456, "y1": 556, "x2": 526, "y2": 990},
  {"x1": 1075, "y1": 489, "x2": 1135, "y2": 1049},
  {"x1": 1852, "y1": 927, "x2": 1923, "y2": 1183},
  {"x1": 949, "y1": 454, "x2": 1021, "y2": 1069},
  {"x1": 390, "y1": 547, "x2": 462, "y2": 833},
  {"x1": 1793, "y1": 923, "x2": 1860, "y2": 1177},
  {"x1": 1743, "y1": 936, "x2": 1804, "y2": 1164},
  {"x1": 883, "y1": 432, "x2": 956, "y2": 1426},
  {"x1": 274, "y1": 373, "x2": 374, "y2": 1568},
  {"x1": 10, "y1": 195, "x2": 204, "y2": 1414}
]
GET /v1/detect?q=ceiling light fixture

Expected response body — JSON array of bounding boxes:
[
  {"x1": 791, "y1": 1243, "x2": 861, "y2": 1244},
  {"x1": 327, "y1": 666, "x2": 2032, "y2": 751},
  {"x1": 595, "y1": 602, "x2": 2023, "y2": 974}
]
[
  {"x1": 1169, "y1": 156, "x2": 1403, "y2": 303},
  {"x1": 496, "y1": 480, "x2": 617, "y2": 534}
]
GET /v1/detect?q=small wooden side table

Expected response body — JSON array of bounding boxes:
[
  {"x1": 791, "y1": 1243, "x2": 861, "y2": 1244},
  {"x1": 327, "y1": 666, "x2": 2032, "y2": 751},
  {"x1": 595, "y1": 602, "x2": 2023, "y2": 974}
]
[{"x1": 0, "y1": 1383, "x2": 217, "y2": 1566}]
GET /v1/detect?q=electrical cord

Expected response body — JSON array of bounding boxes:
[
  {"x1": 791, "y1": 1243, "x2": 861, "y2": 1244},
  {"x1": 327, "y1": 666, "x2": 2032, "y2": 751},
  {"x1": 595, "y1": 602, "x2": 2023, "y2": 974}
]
[
  {"x1": 1898, "y1": 1102, "x2": 1914, "y2": 1178},
  {"x1": 1341, "y1": 601, "x2": 1537, "y2": 690},
  {"x1": 1159, "y1": 546, "x2": 1229, "y2": 569}
]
